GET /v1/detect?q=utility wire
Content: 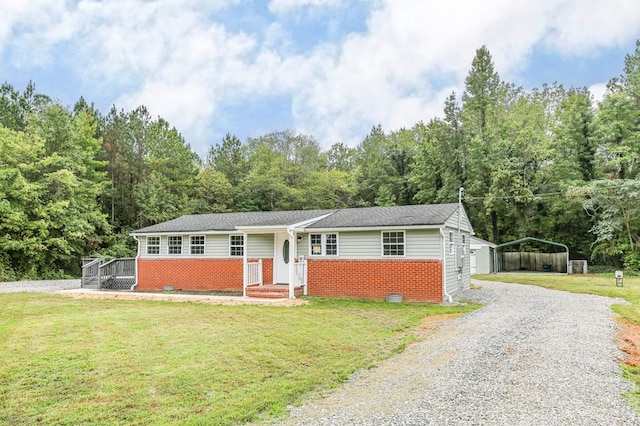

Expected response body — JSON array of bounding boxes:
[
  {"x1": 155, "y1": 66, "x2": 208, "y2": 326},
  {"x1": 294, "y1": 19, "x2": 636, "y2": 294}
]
[{"x1": 464, "y1": 191, "x2": 565, "y2": 201}]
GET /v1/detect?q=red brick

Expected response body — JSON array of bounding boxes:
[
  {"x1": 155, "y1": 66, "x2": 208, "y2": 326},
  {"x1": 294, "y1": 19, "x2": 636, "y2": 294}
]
[
  {"x1": 307, "y1": 259, "x2": 443, "y2": 303},
  {"x1": 137, "y1": 258, "x2": 274, "y2": 291}
]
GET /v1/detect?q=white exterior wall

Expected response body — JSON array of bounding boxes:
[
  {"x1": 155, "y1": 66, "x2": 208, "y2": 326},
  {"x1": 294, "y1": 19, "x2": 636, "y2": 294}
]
[
  {"x1": 207, "y1": 235, "x2": 229, "y2": 257},
  {"x1": 299, "y1": 229, "x2": 442, "y2": 259},
  {"x1": 443, "y1": 227, "x2": 472, "y2": 296},
  {"x1": 406, "y1": 229, "x2": 443, "y2": 258},
  {"x1": 296, "y1": 234, "x2": 309, "y2": 257},
  {"x1": 138, "y1": 233, "x2": 248, "y2": 258},
  {"x1": 444, "y1": 207, "x2": 473, "y2": 233},
  {"x1": 247, "y1": 234, "x2": 274, "y2": 258}
]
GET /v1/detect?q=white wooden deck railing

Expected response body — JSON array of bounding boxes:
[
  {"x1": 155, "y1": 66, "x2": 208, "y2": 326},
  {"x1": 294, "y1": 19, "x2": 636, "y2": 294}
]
[
  {"x1": 81, "y1": 258, "x2": 104, "y2": 288},
  {"x1": 294, "y1": 258, "x2": 308, "y2": 295},
  {"x1": 246, "y1": 259, "x2": 263, "y2": 286}
]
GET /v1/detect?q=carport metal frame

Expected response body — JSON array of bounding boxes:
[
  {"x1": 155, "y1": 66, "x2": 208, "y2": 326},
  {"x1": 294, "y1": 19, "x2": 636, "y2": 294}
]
[{"x1": 493, "y1": 237, "x2": 570, "y2": 275}]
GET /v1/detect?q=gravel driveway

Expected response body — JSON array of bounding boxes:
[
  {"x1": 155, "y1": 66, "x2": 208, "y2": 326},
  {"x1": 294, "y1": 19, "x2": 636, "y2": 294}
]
[
  {"x1": 279, "y1": 280, "x2": 640, "y2": 425},
  {"x1": 0, "y1": 279, "x2": 81, "y2": 293}
]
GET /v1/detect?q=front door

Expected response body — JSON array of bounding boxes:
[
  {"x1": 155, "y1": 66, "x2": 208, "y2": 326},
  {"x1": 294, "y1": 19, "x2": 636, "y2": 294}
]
[{"x1": 274, "y1": 233, "x2": 290, "y2": 284}]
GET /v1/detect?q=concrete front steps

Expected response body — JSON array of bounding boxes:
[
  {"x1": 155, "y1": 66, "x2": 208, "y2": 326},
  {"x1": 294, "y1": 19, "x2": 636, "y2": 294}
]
[{"x1": 246, "y1": 284, "x2": 304, "y2": 299}]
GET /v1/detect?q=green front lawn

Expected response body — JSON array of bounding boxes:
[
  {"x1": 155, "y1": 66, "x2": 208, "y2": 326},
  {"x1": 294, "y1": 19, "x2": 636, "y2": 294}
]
[{"x1": 0, "y1": 294, "x2": 479, "y2": 425}]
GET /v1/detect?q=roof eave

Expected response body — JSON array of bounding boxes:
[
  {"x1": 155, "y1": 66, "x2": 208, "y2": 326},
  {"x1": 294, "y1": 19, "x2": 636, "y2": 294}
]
[{"x1": 302, "y1": 224, "x2": 445, "y2": 232}]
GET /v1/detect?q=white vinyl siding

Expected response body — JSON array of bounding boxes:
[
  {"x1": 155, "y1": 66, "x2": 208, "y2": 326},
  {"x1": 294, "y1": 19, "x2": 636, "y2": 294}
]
[
  {"x1": 337, "y1": 231, "x2": 380, "y2": 258},
  {"x1": 328, "y1": 229, "x2": 443, "y2": 259},
  {"x1": 406, "y1": 229, "x2": 441, "y2": 258},
  {"x1": 445, "y1": 207, "x2": 473, "y2": 233},
  {"x1": 206, "y1": 235, "x2": 229, "y2": 257},
  {"x1": 248, "y1": 234, "x2": 274, "y2": 258},
  {"x1": 443, "y1": 227, "x2": 472, "y2": 296},
  {"x1": 296, "y1": 234, "x2": 309, "y2": 257}
]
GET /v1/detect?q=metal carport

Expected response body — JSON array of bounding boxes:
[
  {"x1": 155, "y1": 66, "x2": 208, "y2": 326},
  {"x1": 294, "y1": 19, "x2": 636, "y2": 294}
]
[{"x1": 493, "y1": 237, "x2": 570, "y2": 275}]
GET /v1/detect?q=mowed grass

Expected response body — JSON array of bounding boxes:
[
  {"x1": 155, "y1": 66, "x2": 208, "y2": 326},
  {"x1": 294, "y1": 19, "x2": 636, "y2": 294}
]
[{"x1": 0, "y1": 294, "x2": 479, "y2": 425}]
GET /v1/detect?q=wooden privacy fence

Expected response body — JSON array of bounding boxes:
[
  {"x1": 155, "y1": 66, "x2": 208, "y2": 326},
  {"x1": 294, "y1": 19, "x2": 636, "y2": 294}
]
[{"x1": 499, "y1": 251, "x2": 567, "y2": 273}]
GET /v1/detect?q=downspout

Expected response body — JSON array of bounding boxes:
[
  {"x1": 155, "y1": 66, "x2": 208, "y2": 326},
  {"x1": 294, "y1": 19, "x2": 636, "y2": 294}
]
[
  {"x1": 131, "y1": 235, "x2": 140, "y2": 291},
  {"x1": 440, "y1": 229, "x2": 452, "y2": 303}
]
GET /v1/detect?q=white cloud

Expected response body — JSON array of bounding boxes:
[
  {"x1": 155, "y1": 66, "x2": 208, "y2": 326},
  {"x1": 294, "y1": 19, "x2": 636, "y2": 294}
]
[
  {"x1": 280, "y1": 0, "x2": 640, "y2": 148},
  {"x1": 588, "y1": 82, "x2": 608, "y2": 105},
  {"x1": 2, "y1": 0, "x2": 640, "y2": 156},
  {"x1": 268, "y1": 0, "x2": 343, "y2": 15},
  {"x1": 541, "y1": 0, "x2": 640, "y2": 54}
]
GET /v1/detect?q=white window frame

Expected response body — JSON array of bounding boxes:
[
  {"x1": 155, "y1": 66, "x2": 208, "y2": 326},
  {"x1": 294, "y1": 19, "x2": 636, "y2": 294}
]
[
  {"x1": 168, "y1": 236, "x2": 182, "y2": 255},
  {"x1": 229, "y1": 234, "x2": 244, "y2": 257},
  {"x1": 381, "y1": 231, "x2": 405, "y2": 257},
  {"x1": 190, "y1": 235, "x2": 205, "y2": 255},
  {"x1": 461, "y1": 234, "x2": 466, "y2": 254},
  {"x1": 309, "y1": 233, "x2": 339, "y2": 256},
  {"x1": 449, "y1": 231, "x2": 455, "y2": 254},
  {"x1": 147, "y1": 236, "x2": 160, "y2": 255}
]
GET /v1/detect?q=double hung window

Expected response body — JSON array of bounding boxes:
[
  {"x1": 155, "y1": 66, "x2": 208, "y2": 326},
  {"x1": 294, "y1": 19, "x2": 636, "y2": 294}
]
[
  {"x1": 309, "y1": 233, "x2": 338, "y2": 256},
  {"x1": 230, "y1": 235, "x2": 244, "y2": 256},
  {"x1": 168, "y1": 236, "x2": 182, "y2": 255},
  {"x1": 147, "y1": 236, "x2": 160, "y2": 255},
  {"x1": 190, "y1": 235, "x2": 205, "y2": 255},
  {"x1": 382, "y1": 231, "x2": 405, "y2": 256}
]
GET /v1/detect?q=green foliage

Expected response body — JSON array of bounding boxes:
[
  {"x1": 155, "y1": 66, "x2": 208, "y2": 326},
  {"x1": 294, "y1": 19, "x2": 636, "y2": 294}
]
[
  {"x1": 569, "y1": 179, "x2": 640, "y2": 268},
  {"x1": 0, "y1": 97, "x2": 109, "y2": 279},
  {"x1": 7, "y1": 41, "x2": 640, "y2": 277}
]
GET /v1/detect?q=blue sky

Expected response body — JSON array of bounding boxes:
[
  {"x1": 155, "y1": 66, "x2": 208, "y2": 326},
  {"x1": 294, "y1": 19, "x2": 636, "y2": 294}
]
[{"x1": 1, "y1": 0, "x2": 640, "y2": 158}]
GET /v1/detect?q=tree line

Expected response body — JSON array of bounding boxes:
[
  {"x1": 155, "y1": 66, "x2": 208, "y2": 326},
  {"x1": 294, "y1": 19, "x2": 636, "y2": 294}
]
[{"x1": 1, "y1": 42, "x2": 640, "y2": 280}]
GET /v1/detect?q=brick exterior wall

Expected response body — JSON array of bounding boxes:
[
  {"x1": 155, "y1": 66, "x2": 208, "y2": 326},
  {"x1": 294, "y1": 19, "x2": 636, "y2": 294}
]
[
  {"x1": 307, "y1": 258, "x2": 443, "y2": 303},
  {"x1": 137, "y1": 258, "x2": 273, "y2": 291}
]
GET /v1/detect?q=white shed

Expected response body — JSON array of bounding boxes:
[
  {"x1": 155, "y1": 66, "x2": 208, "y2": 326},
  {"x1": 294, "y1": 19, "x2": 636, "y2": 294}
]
[{"x1": 470, "y1": 236, "x2": 495, "y2": 275}]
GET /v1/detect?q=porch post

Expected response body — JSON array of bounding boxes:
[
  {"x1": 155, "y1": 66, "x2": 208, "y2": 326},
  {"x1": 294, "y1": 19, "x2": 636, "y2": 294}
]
[
  {"x1": 242, "y1": 232, "x2": 248, "y2": 297},
  {"x1": 287, "y1": 228, "x2": 296, "y2": 299}
]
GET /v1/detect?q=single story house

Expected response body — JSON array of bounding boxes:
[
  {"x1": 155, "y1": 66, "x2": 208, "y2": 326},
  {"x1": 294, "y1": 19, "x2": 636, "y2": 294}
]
[
  {"x1": 130, "y1": 203, "x2": 473, "y2": 303},
  {"x1": 470, "y1": 236, "x2": 496, "y2": 275}
]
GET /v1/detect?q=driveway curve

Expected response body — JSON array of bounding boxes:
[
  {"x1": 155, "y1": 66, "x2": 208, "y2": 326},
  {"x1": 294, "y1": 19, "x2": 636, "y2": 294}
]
[{"x1": 279, "y1": 280, "x2": 640, "y2": 425}]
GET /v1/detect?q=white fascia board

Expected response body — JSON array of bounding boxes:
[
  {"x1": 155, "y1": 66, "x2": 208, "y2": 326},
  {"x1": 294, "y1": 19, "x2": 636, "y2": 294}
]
[
  {"x1": 301, "y1": 224, "x2": 443, "y2": 233},
  {"x1": 236, "y1": 213, "x2": 336, "y2": 234},
  {"x1": 131, "y1": 230, "x2": 234, "y2": 236},
  {"x1": 288, "y1": 212, "x2": 336, "y2": 230},
  {"x1": 234, "y1": 225, "x2": 289, "y2": 233}
]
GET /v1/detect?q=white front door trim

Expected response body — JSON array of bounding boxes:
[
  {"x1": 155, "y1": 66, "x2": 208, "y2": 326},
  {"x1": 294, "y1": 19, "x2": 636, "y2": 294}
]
[{"x1": 274, "y1": 232, "x2": 290, "y2": 284}]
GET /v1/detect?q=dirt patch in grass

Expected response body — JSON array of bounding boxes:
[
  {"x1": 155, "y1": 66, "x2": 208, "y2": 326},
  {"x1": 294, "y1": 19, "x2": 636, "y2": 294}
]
[
  {"x1": 413, "y1": 313, "x2": 464, "y2": 340},
  {"x1": 618, "y1": 318, "x2": 640, "y2": 367},
  {"x1": 54, "y1": 290, "x2": 308, "y2": 306}
]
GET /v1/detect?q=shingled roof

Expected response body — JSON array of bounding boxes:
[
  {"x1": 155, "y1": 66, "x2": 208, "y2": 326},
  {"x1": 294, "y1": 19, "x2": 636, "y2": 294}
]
[{"x1": 131, "y1": 203, "x2": 461, "y2": 234}]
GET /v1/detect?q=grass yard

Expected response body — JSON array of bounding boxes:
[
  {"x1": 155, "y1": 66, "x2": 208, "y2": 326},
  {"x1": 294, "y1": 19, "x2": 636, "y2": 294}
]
[
  {"x1": 474, "y1": 272, "x2": 640, "y2": 409},
  {"x1": 0, "y1": 293, "x2": 479, "y2": 425}
]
